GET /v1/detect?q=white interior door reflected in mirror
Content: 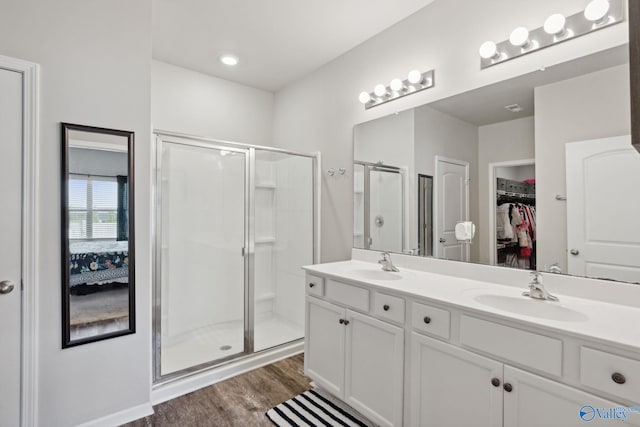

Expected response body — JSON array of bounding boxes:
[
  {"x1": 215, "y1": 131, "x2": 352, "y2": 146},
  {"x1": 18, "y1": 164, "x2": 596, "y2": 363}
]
[
  {"x1": 566, "y1": 136, "x2": 640, "y2": 283},
  {"x1": 434, "y1": 157, "x2": 470, "y2": 262}
]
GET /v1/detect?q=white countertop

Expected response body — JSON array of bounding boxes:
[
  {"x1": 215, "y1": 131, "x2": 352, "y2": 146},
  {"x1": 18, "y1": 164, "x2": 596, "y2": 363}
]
[{"x1": 303, "y1": 260, "x2": 640, "y2": 352}]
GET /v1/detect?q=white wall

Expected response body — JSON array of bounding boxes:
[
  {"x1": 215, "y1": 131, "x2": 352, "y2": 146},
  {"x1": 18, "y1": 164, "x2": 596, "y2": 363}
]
[
  {"x1": 414, "y1": 105, "x2": 479, "y2": 261},
  {"x1": 496, "y1": 165, "x2": 535, "y2": 182},
  {"x1": 535, "y1": 64, "x2": 630, "y2": 273},
  {"x1": 478, "y1": 116, "x2": 535, "y2": 264},
  {"x1": 152, "y1": 60, "x2": 275, "y2": 145},
  {"x1": 272, "y1": 0, "x2": 628, "y2": 263},
  {"x1": 0, "y1": 1, "x2": 152, "y2": 425}
]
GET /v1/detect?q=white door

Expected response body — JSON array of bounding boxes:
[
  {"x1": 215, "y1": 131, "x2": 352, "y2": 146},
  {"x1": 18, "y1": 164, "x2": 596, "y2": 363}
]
[
  {"x1": 503, "y1": 366, "x2": 640, "y2": 427},
  {"x1": 344, "y1": 310, "x2": 404, "y2": 427},
  {"x1": 435, "y1": 157, "x2": 469, "y2": 261},
  {"x1": 304, "y1": 297, "x2": 345, "y2": 397},
  {"x1": 566, "y1": 136, "x2": 640, "y2": 283},
  {"x1": 410, "y1": 334, "x2": 503, "y2": 427},
  {"x1": 0, "y1": 67, "x2": 23, "y2": 426}
]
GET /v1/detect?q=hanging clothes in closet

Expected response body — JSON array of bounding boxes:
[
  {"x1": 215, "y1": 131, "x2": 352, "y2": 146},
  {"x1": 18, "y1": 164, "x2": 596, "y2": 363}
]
[{"x1": 496, "y1": 197, "x2": 536, "y2": 270}]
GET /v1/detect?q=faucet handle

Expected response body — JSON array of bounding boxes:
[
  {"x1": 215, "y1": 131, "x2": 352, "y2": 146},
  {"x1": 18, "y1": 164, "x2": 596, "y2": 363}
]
[
  {"x1": 381, "y1": 251, "x2": 391, "y2": 260},
  {"x1": 529, "y1": 271, "x2": 542, "y2": 284}
]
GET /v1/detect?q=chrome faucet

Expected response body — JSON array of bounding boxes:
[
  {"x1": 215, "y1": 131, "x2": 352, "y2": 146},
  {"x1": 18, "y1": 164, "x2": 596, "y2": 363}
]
[
  {"x1": 523, "y1": 272, "x2": 558, "y2": 301},
  {"x1": 379, "y1": 252, "x2": 400, "y2": 272}
]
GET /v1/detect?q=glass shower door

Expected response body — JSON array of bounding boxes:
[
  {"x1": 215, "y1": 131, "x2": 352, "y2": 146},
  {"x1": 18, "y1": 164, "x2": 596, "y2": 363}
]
[
  {"x1": 252, "y1": 150, "x2": 314, "y2": 352},
  {"x1": 369, "y1": 167, "x2": 404, "y2": 253},
  {"x1": 158, "y1": 141, "x2": 248, "y2": 377}
]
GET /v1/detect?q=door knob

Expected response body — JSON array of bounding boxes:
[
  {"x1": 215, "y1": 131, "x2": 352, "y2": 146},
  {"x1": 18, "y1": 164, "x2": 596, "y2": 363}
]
[
  {"x1": 439, "y1": 238, "x2": 446, "y2": 243},
  {"x1": 0, "y1": 280, "x2": 15, "y2": 295},
  {"x1": 570, "y1": 249, "x2": 580, "y2": 256}
]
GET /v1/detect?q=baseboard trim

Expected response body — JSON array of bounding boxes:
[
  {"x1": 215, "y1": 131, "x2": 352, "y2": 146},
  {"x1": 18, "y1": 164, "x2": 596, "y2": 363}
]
[
  {"x1": 74, "y1": 402, "x2": 154, "y2": 427},
  {"x1": 151, "y1": 341, "x2": 304, "y2": 405}
]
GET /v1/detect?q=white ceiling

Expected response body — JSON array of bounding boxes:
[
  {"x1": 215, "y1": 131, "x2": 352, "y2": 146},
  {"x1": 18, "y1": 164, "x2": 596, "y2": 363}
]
[{"x1": 152, "y1": 0, "x2": 435, "y2": 92}]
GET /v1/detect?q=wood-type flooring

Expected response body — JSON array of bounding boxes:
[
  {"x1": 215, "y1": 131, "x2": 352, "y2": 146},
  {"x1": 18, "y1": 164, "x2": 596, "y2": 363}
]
[{"x1": 122, "y1": 353, "x2": 310, "y2": 427}]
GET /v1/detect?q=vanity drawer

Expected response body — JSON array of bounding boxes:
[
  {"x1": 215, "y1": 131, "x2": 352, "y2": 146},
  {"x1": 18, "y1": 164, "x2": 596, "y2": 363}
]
[
  {"x1": 460, "y1": 315, "x2": 562, "y2": 376},
  {"x1": 412, "y1": 302, "x2": 450, "y2": 340},
  {"x1": 373, "y1": 292, "x2": 405, "y2": 324},
  {"x1": 580, "y1": 347, "x2": 640, "y2": 403},
  {"x1": 325, "y1": 279, "x2": 369, "y2": 312},
  {"x1": 305, "y1": 274, "x2": 324, "y2": 297}
]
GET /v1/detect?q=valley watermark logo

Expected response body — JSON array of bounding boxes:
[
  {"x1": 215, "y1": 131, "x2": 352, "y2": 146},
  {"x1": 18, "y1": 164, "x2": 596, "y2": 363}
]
[{"x1": 580, "y1": 405, "x2": 640, "y2": 422}]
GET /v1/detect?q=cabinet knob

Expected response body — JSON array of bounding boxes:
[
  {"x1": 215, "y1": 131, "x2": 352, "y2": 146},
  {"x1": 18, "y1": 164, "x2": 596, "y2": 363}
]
[
  {"x1": 612, "y1": 372, "x2": 626, "y2": 385},
  {"x1": 383, "y1": 304, "x2": 390, "y2": 311},
  {"x1": 344, "y1": 320, "x2": 350, "y2": 326},
  {"x1": 339, "y1": 319, "x2": 344, "y2": 324},
  {"x1": 491, "y1": 378, "x2": 501, "y2": 387},
  {"x1": 423, "y1": 316, "x2": 432, "y2": 324},
  {"x1": 503, "y1": 383, "x2": 513, "y2": 393},
  {"x1": 309, "y1": 283, "x2": 315, "y2": 288}
]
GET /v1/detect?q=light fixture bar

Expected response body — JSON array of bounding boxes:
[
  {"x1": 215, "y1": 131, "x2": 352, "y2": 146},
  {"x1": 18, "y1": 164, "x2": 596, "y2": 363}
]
[
  {"x1": 480, "y1": 0, "x2": 624, "y2": 69},
  {"x1": 360, "y1": 69, "x2": 435, "y2": 110}
]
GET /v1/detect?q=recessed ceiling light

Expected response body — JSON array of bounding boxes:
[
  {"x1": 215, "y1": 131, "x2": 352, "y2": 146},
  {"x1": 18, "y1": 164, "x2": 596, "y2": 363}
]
[{"x1": 220, "y1": 54, "x2": 239, "y2": 66}]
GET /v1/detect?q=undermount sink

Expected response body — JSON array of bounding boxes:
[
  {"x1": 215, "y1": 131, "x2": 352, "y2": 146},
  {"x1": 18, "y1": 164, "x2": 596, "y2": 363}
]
[
  {"x1": 472, "y1": 293, "x2": 589, "y2": 322},
  {"x1": 351, "y1": 269, "x2": 402, "y2": 281}
]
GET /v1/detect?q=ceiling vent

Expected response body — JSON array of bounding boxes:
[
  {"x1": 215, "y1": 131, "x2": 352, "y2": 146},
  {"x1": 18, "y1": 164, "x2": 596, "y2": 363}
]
[{"x1": 504, "y1": 104, "x2": 523, "y2": 113}]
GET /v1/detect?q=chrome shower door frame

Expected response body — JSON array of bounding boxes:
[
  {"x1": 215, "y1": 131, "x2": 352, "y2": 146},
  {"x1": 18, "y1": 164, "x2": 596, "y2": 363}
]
[
  {"x1": 153, "y1": 135, "x2": 251, "y2": 383},
  {"x1": 153, "y1": 131, "x2": 320, "y2": 385},
  {"x1": 355, "y1": 161, "x2": 406, "y2": 252}
]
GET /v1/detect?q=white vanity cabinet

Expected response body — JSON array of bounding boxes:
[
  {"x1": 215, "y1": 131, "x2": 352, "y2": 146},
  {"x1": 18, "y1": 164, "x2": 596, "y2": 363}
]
[
  {"x1": 411, "y1": 334, "x2": 640, "y2": 427},
  {"x1": 503, "y1": 366, "x2": 640, "y2": 427},
  {"x1": 411, "y1": 333, "x2": 503, "y2": 427},
  {"x1": 303, "y1": 265, "x2": 640, "y2": 427},
  {"x1": 305, "y1": 280, "x2": 404, "y2": 427}
]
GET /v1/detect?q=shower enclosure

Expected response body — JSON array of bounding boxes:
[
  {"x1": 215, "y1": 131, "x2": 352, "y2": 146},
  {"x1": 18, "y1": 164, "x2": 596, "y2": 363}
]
[
  {"x1": 353, "y1": 161, "x2": 405, "y2": 253},
  {"x1": 153, "y1": 132, "x2": 318, "y2": 382}
]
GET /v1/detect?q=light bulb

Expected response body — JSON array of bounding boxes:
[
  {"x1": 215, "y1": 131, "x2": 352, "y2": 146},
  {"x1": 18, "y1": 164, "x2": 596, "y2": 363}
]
[
  {"x1": 390, "y1": 78, "x2": 405, "y2": 92},
  {"x1": 479, "y1": 41, "x2": 499, "y2": 59},
  {"x1": 358, "y1": 91, "x2": 371, "y2": 104},
  {"x1": 407, "y1": 70, "x2": 423, "y2": 85},
  {"x1": 584, "y1": 0, "x2": 610, "y2": 22},
  {"x1": 219, "y1": 54, "x2": 239, "y2": 66},
  {"x1": 509, "y1": 27, "x2": 530, "y2": 47},
  {"x1": 544, "y1": 13, "x2": 566, "y2": 35},
  {"x1": 374, "y1": 84, "x2": 388, "y2": 97}
]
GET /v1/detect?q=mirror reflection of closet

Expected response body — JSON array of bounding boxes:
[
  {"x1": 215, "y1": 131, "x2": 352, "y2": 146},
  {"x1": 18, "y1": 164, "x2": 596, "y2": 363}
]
[{"x1": 494, "y1": 163, "x2": 536, "y2": 270}]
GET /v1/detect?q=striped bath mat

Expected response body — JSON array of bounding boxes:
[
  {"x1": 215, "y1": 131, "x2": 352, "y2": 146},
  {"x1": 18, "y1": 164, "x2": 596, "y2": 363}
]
[{"x1": 266, "y1": 389, "x2": 376, "y2": 427}]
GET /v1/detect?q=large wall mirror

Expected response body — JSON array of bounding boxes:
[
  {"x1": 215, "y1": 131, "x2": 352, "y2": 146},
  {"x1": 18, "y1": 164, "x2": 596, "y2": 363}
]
[
  {"x1": 61, "y1": 123, "x2": 135, "y2": 347},
  {"x1": 354, "y1": 42, "x2": 640, "y2": 285}
]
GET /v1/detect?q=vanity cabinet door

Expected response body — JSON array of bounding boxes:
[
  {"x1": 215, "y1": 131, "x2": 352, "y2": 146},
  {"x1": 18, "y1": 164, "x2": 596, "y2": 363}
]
[
  {"x1": 344, "y1": 310, "x2": 404, "y2": 427},
  {"x1": 305, "y1": 296, "x2": 346, "y2": 397},
  {"x1": 503, "y1": 366, "x2": 640, "y2": 427},
  {"x1": 410, "y1": 333, "x2": 503, "y2": 427}
]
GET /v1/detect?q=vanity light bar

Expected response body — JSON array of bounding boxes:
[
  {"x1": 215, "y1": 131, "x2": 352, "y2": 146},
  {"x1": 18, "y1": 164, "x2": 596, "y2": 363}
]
[
  {"x1": 359, "y1": 69, "x2": 435, "y2": 110},
  {"x1": 479, "y1": 0, "x2": 624, "y2": 69}
]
